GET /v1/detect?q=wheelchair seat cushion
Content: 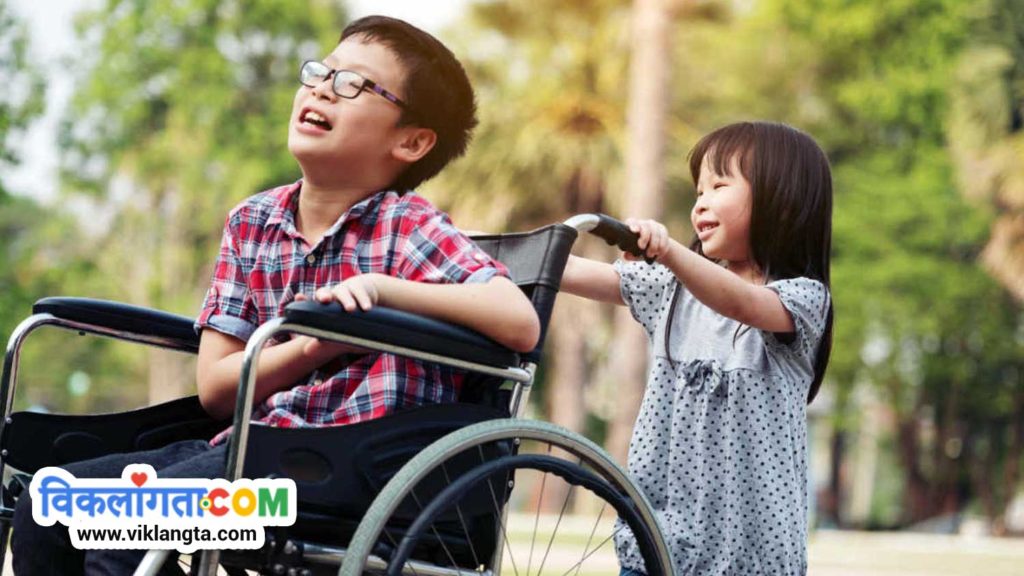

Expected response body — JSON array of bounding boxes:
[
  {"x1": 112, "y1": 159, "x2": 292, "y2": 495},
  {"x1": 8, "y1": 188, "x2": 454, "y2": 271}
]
[{"x1": 241, "y1": 401, "x2": 510, "y2": 519}]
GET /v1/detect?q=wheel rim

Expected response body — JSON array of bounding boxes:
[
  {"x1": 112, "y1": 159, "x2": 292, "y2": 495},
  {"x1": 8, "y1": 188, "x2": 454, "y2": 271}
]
[{"x1": 339, "y1": 419, "x2": 671, "y2": 576}]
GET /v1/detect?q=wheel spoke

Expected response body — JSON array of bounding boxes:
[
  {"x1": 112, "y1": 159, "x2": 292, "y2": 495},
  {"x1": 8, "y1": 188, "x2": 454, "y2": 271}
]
[
  {"x1": 441, "y1": 461, "x2": 482, "y2": 569},
  {"x1": 557, "y1": 524, "x2": 624, "y2": 576},
  {"x1": 526, "y1": 444, "x2": 553, "y2": 576},
  {"x1": 347, "y1": 422, "x2": 667, "y2": 576},
  {"x1": 574, "y1": 502, "x2": 607, "y2": 576},
  {"x1": 479, "y1": 444, "x2": 520, "y2": 576},
  {"x1": 409, "y1": 488, "x2": 468, "y2": 574},
  {"x1": 382, "y1": 525, "x2": 421, "y2": 576},
  {"x1": 536, "y1": 479, "x2": 575, "y2": 575}
]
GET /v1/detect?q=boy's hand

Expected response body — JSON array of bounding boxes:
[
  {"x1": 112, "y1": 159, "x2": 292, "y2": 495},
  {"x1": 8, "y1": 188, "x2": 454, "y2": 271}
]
[
  {"x1": 623, "y1": 218, "x2": 671, "y2": 262},
  {"x1": 314, "y1": 273, "x2": 383, "y2": 312},
  {"x1": 293, "y1": 292, "x2": 372, "y2": 360}
]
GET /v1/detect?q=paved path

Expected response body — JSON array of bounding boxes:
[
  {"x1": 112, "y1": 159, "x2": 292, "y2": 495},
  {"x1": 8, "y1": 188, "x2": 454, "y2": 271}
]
[{"x1": 4, "y1": 527, "x2": 1023, "y2": 574}]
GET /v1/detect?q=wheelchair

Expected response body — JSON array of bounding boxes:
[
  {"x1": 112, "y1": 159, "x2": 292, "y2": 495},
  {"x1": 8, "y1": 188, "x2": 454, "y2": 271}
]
[{"x1": 0, "y1": 214, "x2": 672, "y2": 576}]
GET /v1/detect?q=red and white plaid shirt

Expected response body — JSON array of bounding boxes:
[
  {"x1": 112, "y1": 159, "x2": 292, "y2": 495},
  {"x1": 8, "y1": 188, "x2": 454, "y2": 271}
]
[{"x1": 196, "y1": 181, "x2": 509, "y2": 445}]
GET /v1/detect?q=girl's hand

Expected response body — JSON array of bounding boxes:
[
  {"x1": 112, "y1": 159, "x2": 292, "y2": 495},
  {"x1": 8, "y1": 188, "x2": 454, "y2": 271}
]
[{"x1": 624, "y1": 218, "x2": 671, "y2": 262}]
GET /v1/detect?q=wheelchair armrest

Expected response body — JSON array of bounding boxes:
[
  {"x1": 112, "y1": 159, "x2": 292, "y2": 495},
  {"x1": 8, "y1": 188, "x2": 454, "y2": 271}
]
[
  {"x1": 33, "y1": 297, "x2": 199, "y2": 352},
  {"x1": 284, "y1": 301, "x2": 520, "y2": 370}
]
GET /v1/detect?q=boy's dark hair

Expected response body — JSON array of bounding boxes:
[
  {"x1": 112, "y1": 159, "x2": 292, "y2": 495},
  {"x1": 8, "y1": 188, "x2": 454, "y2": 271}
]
[
  {"x1": 684, "y1": 121, "x2": 834, "y2": 404},
  {"x1": 341, "y1": 16, "x2": 478, "y2": 192}
]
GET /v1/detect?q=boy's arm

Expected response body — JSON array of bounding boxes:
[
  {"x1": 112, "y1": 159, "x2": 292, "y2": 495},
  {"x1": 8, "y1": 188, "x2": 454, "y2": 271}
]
[
  {"x1": 314, "y1": 273, "x2": 540, "y2": 353},
  {"x1": 559, "y1": 255, "x2": 625, "y2": 306},
  {"x1": 196, "y1": 329, "x2": 342, "y2": 420}
]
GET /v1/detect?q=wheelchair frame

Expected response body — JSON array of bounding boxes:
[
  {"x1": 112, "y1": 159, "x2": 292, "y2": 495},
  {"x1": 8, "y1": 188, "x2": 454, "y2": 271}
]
[{"x1": 0, "y1": 214, "x2": 672, "y2": 576}]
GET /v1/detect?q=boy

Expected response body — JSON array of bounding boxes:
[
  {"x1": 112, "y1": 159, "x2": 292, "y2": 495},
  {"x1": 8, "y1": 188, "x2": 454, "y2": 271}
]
[{"x1": 12, "y1": 16, "x2": 540, "y2": 575}]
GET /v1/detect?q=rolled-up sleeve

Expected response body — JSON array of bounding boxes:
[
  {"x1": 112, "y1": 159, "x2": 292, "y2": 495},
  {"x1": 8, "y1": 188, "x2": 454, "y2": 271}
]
[{"x1": 195, "y1": 216, "x2": 258, "y2": 342}]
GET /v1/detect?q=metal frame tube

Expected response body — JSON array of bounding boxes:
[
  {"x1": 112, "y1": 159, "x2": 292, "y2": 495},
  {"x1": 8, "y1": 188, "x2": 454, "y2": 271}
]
[
  {"x1": 1, "y1": 311, "x2": 531, "y2": 576},
  {"x1": 197, "y1": 319, "x2": 530, "y2": 576},
  {"x1": 562, "y1": 213, "x2": 601, "y2": 233}
]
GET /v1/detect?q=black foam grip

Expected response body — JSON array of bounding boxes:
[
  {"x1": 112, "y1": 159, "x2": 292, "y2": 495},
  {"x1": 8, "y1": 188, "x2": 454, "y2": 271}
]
[{"x1": 589, "y1": 214, "x2": 654, "y2": 264}]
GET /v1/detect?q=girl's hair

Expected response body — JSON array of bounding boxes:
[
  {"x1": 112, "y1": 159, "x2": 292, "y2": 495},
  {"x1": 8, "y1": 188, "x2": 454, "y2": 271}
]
[{"x1": 679, "y1": 121, "x2": 834, "y2": 403}]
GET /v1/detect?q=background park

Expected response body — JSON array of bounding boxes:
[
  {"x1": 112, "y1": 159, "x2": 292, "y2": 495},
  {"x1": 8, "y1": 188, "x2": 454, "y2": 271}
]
[{"x1": 1, "y1": 0, "x2": 1023, "y2": 573}]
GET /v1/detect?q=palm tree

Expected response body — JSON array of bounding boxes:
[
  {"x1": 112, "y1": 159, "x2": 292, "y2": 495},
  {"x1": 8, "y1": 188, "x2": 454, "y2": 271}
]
[
  {"x1": 434, "y1": 0, "x2": 633, "y2": 443},
  {"x1": 948, "y1": 0, "x2": 1024, "y2": 302}
]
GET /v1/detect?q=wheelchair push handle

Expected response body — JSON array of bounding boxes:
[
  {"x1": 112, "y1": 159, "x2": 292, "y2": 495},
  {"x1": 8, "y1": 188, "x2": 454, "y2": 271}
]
[{"x1": 564, "y1": 213, "x2": 654, "y2": 264}]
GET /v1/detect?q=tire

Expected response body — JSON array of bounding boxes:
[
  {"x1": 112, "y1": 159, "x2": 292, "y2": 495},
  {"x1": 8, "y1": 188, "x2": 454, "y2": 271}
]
[{"x1": 338, "y1": 419, "x2": 672, "y2": 576}]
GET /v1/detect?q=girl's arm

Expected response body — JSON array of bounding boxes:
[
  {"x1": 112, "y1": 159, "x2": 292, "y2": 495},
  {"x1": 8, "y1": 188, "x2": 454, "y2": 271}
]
[
  {"x1": 629, "y1": 220, "x2": 795, "y2": 333},
  {"x1": 559, "y1": 255, "x2": 625, "y2": 305}
]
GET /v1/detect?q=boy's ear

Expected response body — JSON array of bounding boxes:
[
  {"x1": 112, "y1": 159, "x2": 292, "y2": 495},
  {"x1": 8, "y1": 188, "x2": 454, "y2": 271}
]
[{"x1": 392, "y1": 127, "x2": 437, "y2": 164}]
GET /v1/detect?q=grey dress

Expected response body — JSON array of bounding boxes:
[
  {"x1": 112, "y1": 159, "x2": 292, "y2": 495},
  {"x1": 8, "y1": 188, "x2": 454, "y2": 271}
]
[{"x1": 612, "y1": 260, "x2": 830, "y2": 576}]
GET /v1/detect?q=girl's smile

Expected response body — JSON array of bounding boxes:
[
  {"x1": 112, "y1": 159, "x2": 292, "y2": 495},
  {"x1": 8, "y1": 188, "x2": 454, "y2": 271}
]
[{"x1": 691, "y1": 153, "x2": 753, "y2": 265}]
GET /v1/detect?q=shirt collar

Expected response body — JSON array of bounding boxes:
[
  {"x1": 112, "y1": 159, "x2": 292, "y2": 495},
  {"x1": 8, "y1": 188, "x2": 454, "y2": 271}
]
[
  {"x1": 266, "y1": 181, "x2": 302, "y2": 229},
  {"x1": 269, "y1": 180, "x2": 392, "y2": 241}
]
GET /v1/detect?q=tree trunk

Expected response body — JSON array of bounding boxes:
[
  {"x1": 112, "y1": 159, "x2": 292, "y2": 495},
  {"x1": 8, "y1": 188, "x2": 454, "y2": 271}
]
[
  {"x1": 540, "y1": 297, "x2": 590, "y2": 513},
  {"x1": 823, "y1": 427, "x2": 846, "y2": 527},
  {"x1": 896, "y1": 416, "x2": 933, "y2": 525},
  {"x1": 994, "y1": 388, "x2": 1024, "y2": 535},
  {"x1": 149, "y1": 186, "x2": 191, "y2": 405},
  {"x1": 606, "y1": 0, "x2": 672, "y2": 465}
]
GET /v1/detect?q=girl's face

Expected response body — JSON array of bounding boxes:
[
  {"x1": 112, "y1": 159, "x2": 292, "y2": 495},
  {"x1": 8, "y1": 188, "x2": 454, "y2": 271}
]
[{"x1": 691, "y1": 153, "x2": 753, "y2": 264}]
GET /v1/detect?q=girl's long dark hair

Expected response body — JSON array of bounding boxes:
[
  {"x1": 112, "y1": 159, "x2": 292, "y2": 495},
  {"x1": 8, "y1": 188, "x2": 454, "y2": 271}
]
[{"x1": 676, "y1": 121, "x2": 834, "y2": 403}]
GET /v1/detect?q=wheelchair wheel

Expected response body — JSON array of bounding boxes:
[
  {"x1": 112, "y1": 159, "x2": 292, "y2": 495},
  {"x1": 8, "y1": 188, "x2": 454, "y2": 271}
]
[{"x1": 339, "y1": 419, "x2": 672, "y2": 576}]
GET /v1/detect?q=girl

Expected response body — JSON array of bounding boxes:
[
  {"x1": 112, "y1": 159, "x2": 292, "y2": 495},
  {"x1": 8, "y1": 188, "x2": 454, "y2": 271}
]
[{"x1": 562, "y1": 121, "x2": 833, "y2": 575}]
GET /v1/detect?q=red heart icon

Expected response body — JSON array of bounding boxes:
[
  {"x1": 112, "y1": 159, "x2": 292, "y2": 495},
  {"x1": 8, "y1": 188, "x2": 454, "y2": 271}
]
[{"x1": 130, "y1": 472, "x2": 147, "y2": 487}]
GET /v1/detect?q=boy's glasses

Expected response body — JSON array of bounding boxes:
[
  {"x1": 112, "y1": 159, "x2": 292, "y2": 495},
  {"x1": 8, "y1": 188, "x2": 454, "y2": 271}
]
[{"x1": 299, "y1": 60, "x2": 408, "y2": 110}]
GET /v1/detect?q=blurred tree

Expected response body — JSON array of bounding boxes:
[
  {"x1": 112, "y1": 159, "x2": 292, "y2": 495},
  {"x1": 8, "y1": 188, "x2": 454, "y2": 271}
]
[
  {"x1": 0, "y1": 0, "x2": 46, "y2": 341},
  {"x1": 436, "y1": 0, "x2": 634, "y2": 450},
  {"x1": 58, "y1": 0, "x2": 346, "y2": 404},
  {"x1": 438, "y1": 0, "x2": 705, "y2": 459},
  {"x1": 947, "y1": 0, "x2": 1024, "y2": 534},
  {"x1": 949, "y1": 0, "x2": 1024, "y2": 301},
  {"x1": 749, "y1": 0, "x2": 1024, "y2": 528},
  {"x1": 604, "y1": 0, "x2": 675, "y2": 465}
]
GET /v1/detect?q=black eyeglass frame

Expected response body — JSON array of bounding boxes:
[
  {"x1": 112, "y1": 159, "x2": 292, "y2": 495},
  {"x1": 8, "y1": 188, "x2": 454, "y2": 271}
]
[{"x1": 299, "y1": 60, "x2": 408, "y2": 110}]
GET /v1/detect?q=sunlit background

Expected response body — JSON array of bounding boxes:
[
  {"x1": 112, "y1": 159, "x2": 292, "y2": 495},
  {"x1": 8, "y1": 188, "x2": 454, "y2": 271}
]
[{"x1": 1, "y1": 0, "x2": 1023, "y2": 574}]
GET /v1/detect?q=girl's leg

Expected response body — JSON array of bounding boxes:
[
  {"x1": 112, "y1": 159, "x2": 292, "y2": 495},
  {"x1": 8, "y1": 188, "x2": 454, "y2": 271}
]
[{"x1": 11, "y1": 439, "x2": 222, "y2": 576}]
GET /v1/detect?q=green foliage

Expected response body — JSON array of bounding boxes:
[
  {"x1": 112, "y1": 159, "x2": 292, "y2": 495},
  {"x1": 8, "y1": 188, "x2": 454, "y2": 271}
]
[
  {"x1": 60, "y1": 0, "x2": 347, "y2": 311},
  {"x1": 10, "y1": 0, "x2": 348, "y2": 413},
  {"x1": 0, "y1": 0, "x2": 43, "y2": 166},
  {"x1": 431, "y1": 0, "x2": 638, "y2": 230},
  {"x1": 750, "y1": 0, "x2": 1024, "y2": 525},
  {"x1": 1, "y1": 0, "x2": 1019, "y2": 524},
  {"x1": 766, "y1": 0, "x2": 977, "y2": 158},
  {"x1": 0, "y1": 0, "x2": 46, "y2": 342}
]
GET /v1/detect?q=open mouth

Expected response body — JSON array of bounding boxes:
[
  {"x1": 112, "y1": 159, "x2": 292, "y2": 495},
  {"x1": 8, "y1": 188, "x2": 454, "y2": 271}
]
[
  {"x1": 697, "y1": 222, "x2": 719, "y2": 234},
  {"x1": 300, "y1": 109, "x2": 333, "y2": 131}
]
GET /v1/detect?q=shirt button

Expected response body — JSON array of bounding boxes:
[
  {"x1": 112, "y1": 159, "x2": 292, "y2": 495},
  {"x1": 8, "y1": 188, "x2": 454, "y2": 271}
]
[{"x1": 306, "y1": 254, "x2": 316, "y2": 265}]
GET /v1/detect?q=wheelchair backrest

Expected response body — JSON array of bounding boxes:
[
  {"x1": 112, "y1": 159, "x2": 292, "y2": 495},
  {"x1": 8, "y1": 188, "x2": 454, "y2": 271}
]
[{"x1": 469, "y1": 224, "x2": 578, "y2": 364}]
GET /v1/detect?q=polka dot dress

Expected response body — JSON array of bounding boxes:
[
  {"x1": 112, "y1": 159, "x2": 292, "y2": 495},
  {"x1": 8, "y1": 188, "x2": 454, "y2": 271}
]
[{"x1": 611, "y1": 260, "x2": 830, "y2": 576}]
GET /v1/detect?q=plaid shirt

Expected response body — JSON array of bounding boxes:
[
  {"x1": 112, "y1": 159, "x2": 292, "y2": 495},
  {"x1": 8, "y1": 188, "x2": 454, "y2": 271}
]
[{"x1": 196, "y1": 181, "x2": 508, "y2": 445}]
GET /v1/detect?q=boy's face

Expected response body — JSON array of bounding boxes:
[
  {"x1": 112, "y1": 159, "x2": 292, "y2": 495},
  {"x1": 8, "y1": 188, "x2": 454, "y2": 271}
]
[{"x1": 288, "y1": 36, "x2": 410, "y2": 188}]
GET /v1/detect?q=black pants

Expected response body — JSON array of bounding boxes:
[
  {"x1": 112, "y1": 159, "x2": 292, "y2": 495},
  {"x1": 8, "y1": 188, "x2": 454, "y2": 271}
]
[{"x1": 11, "y1": 439, "x2": 227, "y2": 576}]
